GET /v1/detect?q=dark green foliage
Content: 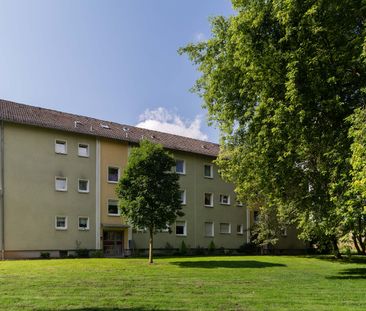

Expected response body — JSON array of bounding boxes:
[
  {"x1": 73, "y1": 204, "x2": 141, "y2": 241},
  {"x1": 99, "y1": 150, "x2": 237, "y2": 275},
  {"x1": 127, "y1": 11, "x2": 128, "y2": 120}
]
[
  {"x1": 180, "y1": 240, "x2": 187, "y2": 255},
  {"x1": 208, "y1": 241, "x2": 216, "y2": 253},
  {"x1": 180, "y1": 0, "x2": 366, "y2": 254},
  {"x1": 116, "y1": 140, "x2": 183, "y2": 262},
  {"x1": 40, "y1": 252, "x2": 50, "y2": 259}
]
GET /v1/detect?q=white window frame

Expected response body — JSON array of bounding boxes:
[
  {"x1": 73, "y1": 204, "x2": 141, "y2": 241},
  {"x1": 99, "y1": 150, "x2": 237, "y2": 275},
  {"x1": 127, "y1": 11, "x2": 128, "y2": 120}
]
[
  {"x1": 107, "y1": 166, "x2": 120, "y2": 183},
  {"x1": 219, "y1": 223, "x2": 231, "y2": 234},
  {"x1": 55, "y1": 216, "x2": 68, "y2": 230},
  {"x1": 236, "y1": 200, "x2": 244, "y2": 207},
  {"x1": 204, "y1": 164, "x2": 213, "y2": 178},
  {"x1": 236, "y1": 224, "x2": 244, "y2": 235},
  {"x1": 175, "y1": 159, "x2": 186, "y2": 175},
  {"x1": 55, "y1": 139, "x2": 67, "y2": 155},
  {"x1": 281, "y1": 227, "x2": 288, "y2": 237},
  {"x1": 107, "y1": 199, "x2": 120, "y2": 216},
  {"x1": 179, "y1": 189, "x2": 186, "y2": 205},
  {"x1": 204, "y1": 192, "x2": 214, "y2": 207},
  {"x1": 78, "y1": 216, "x2": 90, "y2": 231},
  {"x1": 204, "y1": 221, "x2": 214, "y2": 237},
  {"x1": 78, "y1": 179, "x2": 90, "y2": 193},
  {"x1": 160, "y1": 224, "x2": 170, "y2": 233},
  {"x1": 78, "y1": 143, "x2": 90, "y2": 157},
  {"x1": 55, "y1": 177, "x2": 68, "y2": 192},
  {"x1": 219, "y1": 194, "x2": 231, "y2": 205},
  {"x1": 175, "y1": 220, "x2": 187, "y2": 236}
]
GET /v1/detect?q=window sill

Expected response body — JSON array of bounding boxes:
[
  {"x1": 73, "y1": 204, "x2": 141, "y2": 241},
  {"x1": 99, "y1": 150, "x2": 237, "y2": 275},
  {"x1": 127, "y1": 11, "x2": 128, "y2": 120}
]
[
  {"x1": 176, "y1": 234, "x2": 187, "y2": 237},
  {"x1": 78, "y1": 228, "x2": 90, "y2": 231},
  {"x1": 220, "y1": 203, "x2": 231, "y2": 206},
  {"x1": 78, "y1": 191, "x2": 89, "y2": 194},
  {"x1": 204, "y1": 205, "x2": 214, "y2": 208},
  {"x1": 55, "y1": 228, "x2": 67, "y2": 231},
  {"x1": 108, "y1": 214, "x2": 120, "y2": 217},
  {"x1": 107, "y1": 181, "x2": 118, "y2": 184},
  {"x1": 204, "y1": 176, "x2": 213, "y2": 179},
  {"x1": 78, "y1": 155, "x2": 90, "y2": 158},
  {"x1": 55, "y1": 189, "x2": 68, "y2": 192},
  {"x1": 55, "y1": 152, "x2": 67, "y2": 155}
]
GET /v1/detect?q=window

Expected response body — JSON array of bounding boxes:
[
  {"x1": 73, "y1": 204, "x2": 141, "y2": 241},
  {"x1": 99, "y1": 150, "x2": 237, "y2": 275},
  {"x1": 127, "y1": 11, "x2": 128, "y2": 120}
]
[
  {"x1": 175, "y1": 221, "x2": 187, "y2": 236},
  {"x1": 108, "y1": 167, "x2": 120, "y2": 183},
  {"x1": 78, "y1": 143, "x2": 89, "y2": 157},
  {"x1": 219, "y1": 194, "x2": 230, "y2": 205},
  {"x1": 160, "y1": 224, "x2": 170, "y2": 233},
  {"x1": 253, "y1": 211, "x2": 260, "y2": 223},
  {"x1": 236, "y1": 200, "x2": 244, "y2": 207},
  {"x1": 281, "y1": 227, "x2": 288, "y2": 237},
  {"x1": 78, "y1": 179, "x2": 89, "y2": 193},
  {"x1": 175, "y1": 160, "x2": 185, "y2": 174},
  {"x1": 179, "y1": 190, "x2": 186, "y2": 205},
  {"x1": 78, "y1": 217, "x2": 89, "y2": 230},
  {"x1": 204, "y1": 164, "x2": 213, "y2": 178},
  {"x1": 205, "y1": 222, "x2": 214, "y2": 237},
  {"x1": 55, "y1": 216, "x2": 67, "y2": 230},
  {"x1": 220, "y1": 223, "x2": 231, "y2": 234},
  {"x1": 55, "y1": 140, "x2": 67, "y2": 154},
  {"x1": 237, "y1": 224, "x2": 244, "y2": 235},
  {"x1": 55, "y1": 177, "x2": 67, "y2": 192},
  {"x1": 204, "y1": 193, "x2": 213, "y2": 207},
  {"x1": 108, "y1": 199, "x2": 119, "y2": 216}
]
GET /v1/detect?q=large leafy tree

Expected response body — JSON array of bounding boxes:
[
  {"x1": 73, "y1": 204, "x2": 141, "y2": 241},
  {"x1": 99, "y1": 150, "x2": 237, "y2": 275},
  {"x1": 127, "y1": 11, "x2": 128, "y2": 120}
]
[
  {"x1": 116, "y1": 140, "x2": 183, "y2": 263},
  {"x1": 345, "y1": 108, "x2": 366, "y2": 254},
  {"x1": 181, "y1": 0, "x2": 366, "y2": 256}
]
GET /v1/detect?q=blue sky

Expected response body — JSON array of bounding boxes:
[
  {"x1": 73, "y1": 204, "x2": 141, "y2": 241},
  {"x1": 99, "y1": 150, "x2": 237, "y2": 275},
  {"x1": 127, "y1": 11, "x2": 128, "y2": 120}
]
[{"x1": 0, "y1": 0, "x2": 234, "y2": 142}]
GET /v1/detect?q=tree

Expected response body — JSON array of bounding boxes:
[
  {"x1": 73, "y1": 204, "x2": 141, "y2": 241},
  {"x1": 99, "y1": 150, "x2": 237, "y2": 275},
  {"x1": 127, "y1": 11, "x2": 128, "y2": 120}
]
[
  {"x1": 344, "y1": 107, "x2": 366, "y2": 254},
  {"x1": 180, "y1": 0, "x2": 366, "y2": 256},
  {"x1": 116, "y1": 140, "x2": 183, "y2": 263}
]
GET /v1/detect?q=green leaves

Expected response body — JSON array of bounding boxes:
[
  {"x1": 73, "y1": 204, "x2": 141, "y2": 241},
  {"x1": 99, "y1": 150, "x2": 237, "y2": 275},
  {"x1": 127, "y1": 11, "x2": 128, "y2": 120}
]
[
  {"x1": 181, "y1": 0, "x2": 366, "y2": 251},
  {"x1": 116, "y1": 140, "x2": 183, "y2": 233}
]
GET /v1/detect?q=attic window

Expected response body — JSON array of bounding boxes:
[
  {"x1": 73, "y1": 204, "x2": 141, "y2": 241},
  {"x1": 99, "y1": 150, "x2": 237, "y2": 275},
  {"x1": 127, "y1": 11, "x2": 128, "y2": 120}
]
[
  {"x1": 122, "y1": 127, "x2": 129, "y2": 131},
  {"x1": 74, "y1": 121, "x2": 83, "y2": 128},
  {"x1": 100, "y1": 124, "x2": 110, "y2": 129},
  {"x1": 151, "y1": 135, "x2": 158, "y2": 139},
  {"x1": 201, "y1": 145, "x2": 209, "y2": 150}
]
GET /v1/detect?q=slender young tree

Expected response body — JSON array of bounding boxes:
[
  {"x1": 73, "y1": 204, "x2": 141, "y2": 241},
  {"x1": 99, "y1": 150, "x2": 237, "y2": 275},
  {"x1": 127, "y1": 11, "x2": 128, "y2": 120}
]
[
  {"x1": 116, "y1": 140, "x2": 183, "y2": 264},
  {"x1": 180, "y1": 0, "x2": 366, "y2": 256}
]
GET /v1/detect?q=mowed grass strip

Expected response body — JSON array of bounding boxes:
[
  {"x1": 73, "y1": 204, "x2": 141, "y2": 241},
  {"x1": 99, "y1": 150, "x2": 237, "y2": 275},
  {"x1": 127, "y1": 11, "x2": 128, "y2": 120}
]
[{"x1": 0, "y1": 256, "x2": 365, "y2": 311}]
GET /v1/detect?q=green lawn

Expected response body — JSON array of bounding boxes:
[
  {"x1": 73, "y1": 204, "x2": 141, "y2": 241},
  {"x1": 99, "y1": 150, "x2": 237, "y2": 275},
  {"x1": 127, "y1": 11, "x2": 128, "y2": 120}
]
[{"x1": 0, "y1": 256, "x2": 365, "y2": 311}]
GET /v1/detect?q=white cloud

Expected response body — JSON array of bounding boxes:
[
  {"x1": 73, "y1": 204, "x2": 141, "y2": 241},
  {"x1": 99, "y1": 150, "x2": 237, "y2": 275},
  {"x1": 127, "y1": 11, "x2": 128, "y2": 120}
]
[
  {"x1": 136, "y1": 107, "x2": 208, "y2": 141},
  {"x1": 194, "y1": 32, "x2": 206, "y2": 42}
]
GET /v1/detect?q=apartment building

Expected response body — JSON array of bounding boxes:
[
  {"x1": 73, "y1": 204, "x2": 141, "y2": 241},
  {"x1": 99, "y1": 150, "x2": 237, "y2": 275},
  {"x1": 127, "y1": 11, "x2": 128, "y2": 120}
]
[{"x1": 0, "y1": 100, "x2": 304, "y2": 259}]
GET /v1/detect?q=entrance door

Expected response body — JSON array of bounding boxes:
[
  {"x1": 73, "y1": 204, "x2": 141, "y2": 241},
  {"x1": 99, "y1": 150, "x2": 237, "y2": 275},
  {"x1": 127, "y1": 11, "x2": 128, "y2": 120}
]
[{"x1": 103, "y1": 231, "x2": 124, "y2": 257}]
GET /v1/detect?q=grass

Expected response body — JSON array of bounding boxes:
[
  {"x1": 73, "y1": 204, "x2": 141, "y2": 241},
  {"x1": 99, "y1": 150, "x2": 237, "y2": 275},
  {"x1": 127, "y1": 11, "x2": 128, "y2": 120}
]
[{"x1": 0, "y1": 255, "x2": 365, "y2": 311}]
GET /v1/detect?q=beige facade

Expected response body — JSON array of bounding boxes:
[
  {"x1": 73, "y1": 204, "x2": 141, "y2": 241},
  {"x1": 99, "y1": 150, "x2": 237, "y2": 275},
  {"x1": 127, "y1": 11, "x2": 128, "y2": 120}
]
[
  {"x1": 99, "y1": 138, "x2": 130, "y2": 256},
  {"x1": 132, "y1": 151, "x2": 249, "y2": 250},
  {"x1": 0, "y1": 101, "x2": 307, "y2": 258},
  {"x1": 3, "y1": 123, "x2": 97, "y2": 257}
]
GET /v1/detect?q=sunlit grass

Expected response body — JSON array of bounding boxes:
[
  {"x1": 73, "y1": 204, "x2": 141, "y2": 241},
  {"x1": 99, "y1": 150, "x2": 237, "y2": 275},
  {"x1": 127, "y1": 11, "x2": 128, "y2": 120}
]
[{"x1": 0, "y1": 256, "x2": 365, "y2": 310}]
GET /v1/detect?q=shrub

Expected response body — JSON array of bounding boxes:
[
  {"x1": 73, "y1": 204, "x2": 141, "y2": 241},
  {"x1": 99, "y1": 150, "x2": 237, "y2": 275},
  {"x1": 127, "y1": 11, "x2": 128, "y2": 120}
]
[
  {"x1": 40, "y1": 252, "x2": 50, "y2": 259},
  {"x1": 208, "y1": 241, "x2": 216, "y2": 253},
  {"x1": 180, "y1": 240, "x2": 187, "y2": 255},
  {"x1": 89, "y1": 250, "x2": 104, "y2": 258}
]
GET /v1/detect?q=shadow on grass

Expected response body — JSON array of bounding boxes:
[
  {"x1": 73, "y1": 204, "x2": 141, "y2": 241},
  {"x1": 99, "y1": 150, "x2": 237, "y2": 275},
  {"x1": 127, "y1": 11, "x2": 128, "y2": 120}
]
[
  {"x1": 305, "y1": 255, "x2": 366, "y2": 265},
  {"x1": 327, "y1": 268, "x2": 366, "y2": 280},
  {"x1": 171, "y1": 260, "x2": 286, "y2": 269},
  {"x1": 41, "y1": 308, "x2": 171, "y2": 311}
]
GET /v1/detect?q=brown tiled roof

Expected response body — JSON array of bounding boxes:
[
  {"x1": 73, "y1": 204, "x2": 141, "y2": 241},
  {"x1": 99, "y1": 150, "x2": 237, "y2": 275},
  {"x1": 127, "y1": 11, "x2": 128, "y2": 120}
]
[{"x1": 0, "y1": 99, "x2": 219, "y2": 157}]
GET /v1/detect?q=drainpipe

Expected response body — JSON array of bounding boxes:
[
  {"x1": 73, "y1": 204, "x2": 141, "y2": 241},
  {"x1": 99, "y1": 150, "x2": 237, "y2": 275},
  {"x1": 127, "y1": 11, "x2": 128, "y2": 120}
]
[{"x1": 0, "y1": 120, "x2": 4, "y2": 260}]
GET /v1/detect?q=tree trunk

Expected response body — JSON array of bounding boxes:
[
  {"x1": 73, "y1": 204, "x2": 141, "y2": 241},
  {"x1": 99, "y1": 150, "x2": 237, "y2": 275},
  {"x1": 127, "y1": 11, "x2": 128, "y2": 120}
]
[
  {"x1": 331, "y1": 237, "x2": 342, "y2": 259},
  {"x1": 148, "y1": 229, "x2": 154, "y2": 264},
  {"x1": 352, "y1": 233, "x2": 362, "y2": 255}
]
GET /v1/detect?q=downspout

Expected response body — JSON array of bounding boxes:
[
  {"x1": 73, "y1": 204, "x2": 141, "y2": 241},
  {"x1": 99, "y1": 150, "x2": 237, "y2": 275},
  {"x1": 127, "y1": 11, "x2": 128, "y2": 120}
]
[{"x1": 0, "y1": 120, "x2": 4, "y2": 260}]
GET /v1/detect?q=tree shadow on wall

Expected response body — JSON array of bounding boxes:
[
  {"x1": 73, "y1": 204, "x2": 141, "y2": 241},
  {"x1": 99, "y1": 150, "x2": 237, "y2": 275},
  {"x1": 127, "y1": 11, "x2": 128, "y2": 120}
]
[
  {"x1": 171, "y1": 260, "x2": 286, "y2": 269},
  {"x1": 326, "y1": 267, "x2": 366, "y2": 280}
]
